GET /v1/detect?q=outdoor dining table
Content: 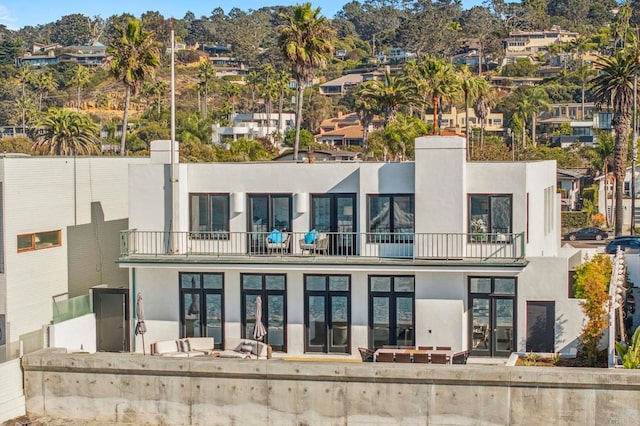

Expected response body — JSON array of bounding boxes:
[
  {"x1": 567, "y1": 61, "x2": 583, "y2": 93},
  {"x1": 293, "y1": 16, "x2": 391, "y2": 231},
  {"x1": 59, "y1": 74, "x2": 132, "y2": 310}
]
[{"x1": 373, "y1": 348, "x2": 454, "y2": 362}]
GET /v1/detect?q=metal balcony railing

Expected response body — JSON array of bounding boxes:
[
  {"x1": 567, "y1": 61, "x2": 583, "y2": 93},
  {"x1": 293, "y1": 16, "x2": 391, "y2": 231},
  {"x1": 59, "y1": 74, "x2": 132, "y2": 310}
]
[{"x1": 120, "y1": 230, "x2": 525, "y2": 262}]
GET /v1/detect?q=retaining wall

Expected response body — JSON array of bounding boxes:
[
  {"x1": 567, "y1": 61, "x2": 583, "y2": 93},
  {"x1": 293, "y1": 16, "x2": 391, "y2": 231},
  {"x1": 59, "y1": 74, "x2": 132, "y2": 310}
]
[{"x1": 22, "y1": 349, "x2": 640, "y2": 425}]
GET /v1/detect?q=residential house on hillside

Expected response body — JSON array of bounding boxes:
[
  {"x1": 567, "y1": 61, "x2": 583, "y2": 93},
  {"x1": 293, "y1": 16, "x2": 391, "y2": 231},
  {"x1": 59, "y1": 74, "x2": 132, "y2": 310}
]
[
  {"x1": 424, "y1": 106, "x2": 504, "y2": 135},
  {"x1": 504, "y1": 27, "x2": 578, "y2": 64},
  {"x1": 316, "y1": 112, "x2": 384, "y2": 147},
  {"x1": 319, "y1": 74, "x2": 364, "y2": 96},
  {"x1": 0, "y1": 156, "x2": 149, "y2": 362},
  {"x1": 16, "y1": 43, "x2": 106, "y2": 67},
  {"x1": 119, "y1": 136, "x2": 586, "y2": 359},
  {"x1": 212, "y1": 113, "x2": 296, "y2": 144},
  {"x1": 539, "y1": 102, "x2": 612, "y2": 147}
]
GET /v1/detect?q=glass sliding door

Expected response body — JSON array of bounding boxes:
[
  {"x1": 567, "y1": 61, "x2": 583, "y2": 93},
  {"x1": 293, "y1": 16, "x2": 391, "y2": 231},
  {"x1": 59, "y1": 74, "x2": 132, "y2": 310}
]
[
  {"x1": 368, "y1": 276, "x2": 415, "y2": 349},
  {"x1": 241, "y1": 274, "x2": 287, "y2": 352},
  {"x1": 179, "y1": 272, "x2": 224, "y2": 348},
  {"x1": 304, "y1": 275, "x2": 351, "y2": 353},
  {"x1": 248, "y1": 194, "x2": 292, "y2": 254},
  {"x1": 311, "y1": 194, "x2": 356, "y2": 255},
  {"x1": 469, "y1": 277, "x2": 516, "y2": 357}
]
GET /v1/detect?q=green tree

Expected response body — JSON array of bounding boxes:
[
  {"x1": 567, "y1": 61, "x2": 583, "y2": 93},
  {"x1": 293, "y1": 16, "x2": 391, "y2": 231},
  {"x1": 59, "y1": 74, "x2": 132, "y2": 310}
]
[
  {"x1": 71, "y1": 64, "x2": 91, "y2": 112},
  {"x1": 32, "y1": 71, "x2": 56, "y2": 111},
  {"x1": 594, "y1": 131, "x2": 615, "y2": 227},
  {"x1": 357, "y1": 70, "x2": 414, "y2": 125},
  {"x1": 573, "y1": 253, "x2": 612, "y2": 367},
  {"x1": 472, "y1": 78, "x2": 495, "y2": 153},
  {"x1": 279, "y1": 3, "x2": 334, "y2": 161},
  {"x1": 366, "y1": 114, "x2": 428, "y2": 161},
  {"x1": 458, "y1": 67, "x2": 488, "y2": 154},
  {"x1": 417, "y1": 57, "x2": 460, "y2": 134},
  {"x1": 590, "y1": 50, "x2": 635, "y2": 235},
  {"x1": 197, "y1": 60, "x2": 216, "y2": 119},
  {"x1": 228, "y1": 137, "x2": 270, "y2": 161},
  {"x1": 33, "y1": 109, "x2": 99, "y2": 155},
  {"x1": 107, "y1": 18, "x2": 160, "y2": 156}
]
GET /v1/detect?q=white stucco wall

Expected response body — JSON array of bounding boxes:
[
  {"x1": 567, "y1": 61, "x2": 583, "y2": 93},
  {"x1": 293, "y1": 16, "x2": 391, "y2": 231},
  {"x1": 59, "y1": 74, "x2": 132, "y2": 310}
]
[
  {"x1": 1, "y1": 157, "x2": 149, "y2": 357},
  {"x1": 48, "y1": 313, "x2": 96, "y2": 353}
]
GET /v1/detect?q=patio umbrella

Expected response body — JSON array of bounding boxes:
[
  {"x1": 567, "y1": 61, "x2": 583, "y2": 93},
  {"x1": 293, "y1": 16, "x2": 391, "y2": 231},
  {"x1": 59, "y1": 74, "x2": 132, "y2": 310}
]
[
  {"x1": 135, "y1": 292, "x2": 148, "y2": 355},
  {"x1": 253, "y1": 296, "x2": 267, "y2": 342}
]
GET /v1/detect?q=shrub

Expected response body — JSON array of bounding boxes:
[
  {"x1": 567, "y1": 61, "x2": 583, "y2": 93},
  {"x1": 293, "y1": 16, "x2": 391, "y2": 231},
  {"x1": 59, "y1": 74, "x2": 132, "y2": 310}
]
[
  {"x1": 562, "y1": 211, "x2": 589, "y2": 229},
  {"x1": 574, "y1": 253, "x2": 612, "y2": 366},
  {"x1": 591, "y1": 213, "x2": 605, "y2": 228}
]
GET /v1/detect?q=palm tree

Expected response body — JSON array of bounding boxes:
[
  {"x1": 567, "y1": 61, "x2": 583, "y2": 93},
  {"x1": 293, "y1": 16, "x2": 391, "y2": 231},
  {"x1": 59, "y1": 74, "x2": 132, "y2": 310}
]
[
  {"x1": 472, "y1": 79, "x2": 493, "y2": 153},
  {"x1": 71, "y1": 65, "x2": 91, "y2": 112},
  {"x1": 14, "y1": 65, "x2": 34, "y2": 130},
  {"x1": 274, "y1": 70, "x2": 291, "y2": 142},
  {"x1": 354, "y1": 95, "x2": 376, "y2": 148},
  {"x1": 142, "y1": 78, "x2": 168, "y2": 118},
  {"x1": 198, "y1": 60, "x2": 216, "y2": 119},
  {"x1": 522, "y1": 86, "x2": 551, "y2": 146},
  {"x1": 591, "y1": 50, "x2": 635, "y2": 235},
  {"x1": 32, "y1": 71, "x2": 56, "y2": 111},
  {"x1": 33, "y1": 109, "x2": 99, "y2": 155},
  {"x1": 357, "y1": 71, "x2": 414, "y2": 126},
  {"x1": 416, "y1": 57, "x2": 460, "y2": 134},
  {"x1": 279, "y1": 3, "x2": 334, "y2": 161},
  {"x1": 595, "y1": 131, "x2": 615, "y2": 227},
  {"x1": 246, "y1": 70, "x2": 261, "y2": 112},
  {"x1": 107, "y1": 18, "x2": 160, "y2": 156},
  {"x1": 458, "y1": 67, "x2": 487, "y2": 155}
]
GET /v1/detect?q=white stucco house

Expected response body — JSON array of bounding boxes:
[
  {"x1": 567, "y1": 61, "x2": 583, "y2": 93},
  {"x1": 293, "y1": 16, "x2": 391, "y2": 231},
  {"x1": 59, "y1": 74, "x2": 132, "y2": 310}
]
[
  {"x1": 120, "y1": 136, "x2": 585, "y2": 358},
  {"x1": 0, "y1": 155, "x2": 149, "y2": 362},
  {"x1": 212, "y1": 113, "x2": 296, "y2": 145}
]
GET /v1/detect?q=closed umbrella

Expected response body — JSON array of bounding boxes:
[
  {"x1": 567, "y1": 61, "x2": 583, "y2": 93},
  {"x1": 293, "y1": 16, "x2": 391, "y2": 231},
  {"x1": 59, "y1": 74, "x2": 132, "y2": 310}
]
[
  {"x1": 253, "y1": 296, "x2": 267, "y2": 342},
  {"x1": 135, "y1": 292, "x2": 148, "y2": 355}
]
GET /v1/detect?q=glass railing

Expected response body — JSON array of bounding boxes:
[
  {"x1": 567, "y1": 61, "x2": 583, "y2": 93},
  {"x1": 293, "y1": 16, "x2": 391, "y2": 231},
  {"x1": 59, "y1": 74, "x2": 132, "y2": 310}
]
[{"x1": 52, "y1": 294, "x2": 91, "y2": 324}]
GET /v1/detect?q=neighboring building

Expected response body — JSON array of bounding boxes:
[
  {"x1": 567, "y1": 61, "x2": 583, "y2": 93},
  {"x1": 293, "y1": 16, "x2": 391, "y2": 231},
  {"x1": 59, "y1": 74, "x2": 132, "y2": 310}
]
[
  {"x1": 316, "y1": 112, "x2": 384, "y2": 147},
  {"x1": 0, "y1": 155, "x2": 149, "y2": 362},
  {"x1": 16, "y1": 43, "x2": 106, "y2": 67},
  {"x1": 57, "y1": 43, "x2": 107, "y2": 66},
  {"x1": 319, "y1": 74, "x2": 363, "y2": 96},
  {"x1": 557, "y1": 168, "x2": 584, "y2": 211},
  {"x1": 273, "y1": 150, "x2": 362, "y2": 162},
  {"x1": 540, "y1": 102, "x2": 613, "y2": 147},
  {"x1": 504, "y1": 27, "x2": 578, "y2": 64},
  {"x1": 425, "y1": 107, "x2": 504, "y2": 134},
  {"x1": 212, "y1": 113, "x2": 296, "y2": 144},
  {"x1": 119, "y1": 136, "x2": 585, "y2": 359},
  {"x1": 596, "y1": 166, "x2": 640, "y2": 229}
]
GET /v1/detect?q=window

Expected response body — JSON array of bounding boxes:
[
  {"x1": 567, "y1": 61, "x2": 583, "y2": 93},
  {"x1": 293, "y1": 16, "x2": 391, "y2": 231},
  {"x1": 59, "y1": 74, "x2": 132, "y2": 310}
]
[
  {"x1": 189, "y1": 194, "x2": 229, "y2": 238},
  {"x1": 367, "y1": 195, "x2": 414, "y2": 242},
  {"x1": 17, "y1": 230, "x2": 61, "y2": 252},
  {"x1": 179, "y1": 272, "x2": 224, "y2": 348},
  {"x1": 568, "y1": 270, "x2": 577, "y2": 298},
  {"x1": 544, "y1": 186, "x2": 554, "y2": 235},
  {"x1": 469, "y1": 194, "x2": 512, "y2": 237},
  {"x1": 369, "y1": 276, "x2": 415, "y2": 349}
]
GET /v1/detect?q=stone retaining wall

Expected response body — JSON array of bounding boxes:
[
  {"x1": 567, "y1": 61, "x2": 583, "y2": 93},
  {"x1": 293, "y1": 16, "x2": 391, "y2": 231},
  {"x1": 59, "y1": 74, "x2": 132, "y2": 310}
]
[{"x1": 22, "y1": 349, "x2": 640, "y2": 425}]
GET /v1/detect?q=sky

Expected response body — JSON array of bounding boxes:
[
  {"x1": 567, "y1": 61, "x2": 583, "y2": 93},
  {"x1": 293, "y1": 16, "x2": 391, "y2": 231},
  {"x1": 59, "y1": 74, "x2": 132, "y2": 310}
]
[{"x1": 0, "y1": 0, "x2": 485, "y2": 30}]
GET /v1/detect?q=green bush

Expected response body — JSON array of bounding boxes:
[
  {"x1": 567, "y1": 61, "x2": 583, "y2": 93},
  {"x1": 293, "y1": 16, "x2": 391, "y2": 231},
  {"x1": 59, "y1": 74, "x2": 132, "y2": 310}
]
[
  {"x1": 582, "y1": 185, "x2": 597, "y2": 203},
  {"x1": 562, "y1": 211, "x2": 589, "y2": 229}
]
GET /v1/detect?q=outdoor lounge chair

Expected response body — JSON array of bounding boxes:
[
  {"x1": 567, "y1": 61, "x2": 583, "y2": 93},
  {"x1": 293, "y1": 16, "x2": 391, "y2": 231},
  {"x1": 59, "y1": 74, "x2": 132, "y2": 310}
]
[
  {"x1": 299, "y1": 233, "x2": 329, "y2": 254},
  {"x1": 358, "y1": 347, "x2": 375, "y2": 362},
  {"x1": 265, "y1": 232, "x2": 290, "y2": 253}
]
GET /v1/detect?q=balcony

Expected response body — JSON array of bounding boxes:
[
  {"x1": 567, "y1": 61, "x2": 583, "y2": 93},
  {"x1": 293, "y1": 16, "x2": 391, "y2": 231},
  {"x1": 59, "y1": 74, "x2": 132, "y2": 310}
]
[{"x1": 119, "y1": 230, "x2": 526, "y2": 266}]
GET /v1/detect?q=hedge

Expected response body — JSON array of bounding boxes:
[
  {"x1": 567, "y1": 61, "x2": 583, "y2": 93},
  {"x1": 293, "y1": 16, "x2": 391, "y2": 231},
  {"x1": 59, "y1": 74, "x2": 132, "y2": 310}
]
[{"x1": 562, "y1": 211, "x2": 590, "y2": 229}]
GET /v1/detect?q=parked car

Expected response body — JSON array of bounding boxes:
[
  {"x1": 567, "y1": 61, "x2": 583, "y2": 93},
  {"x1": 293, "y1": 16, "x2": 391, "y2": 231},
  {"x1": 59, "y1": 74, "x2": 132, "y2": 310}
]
[
  {"x1": 605, "y1": 236, "x2": 640, "y2": 254},
  {"x1": 564, "y1": 227, "x2": 609, "y2": 241}
]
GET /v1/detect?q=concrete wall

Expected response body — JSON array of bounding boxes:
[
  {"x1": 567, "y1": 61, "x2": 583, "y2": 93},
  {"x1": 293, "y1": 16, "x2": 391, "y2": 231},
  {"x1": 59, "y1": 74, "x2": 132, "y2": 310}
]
[
  {"x1": 22, "y1": 349, "x2": 640, "y2": 425},
  {"x1": 0, "y1": 359, "x2": 25, "y2": 423},
  {"x1": 48, "y1": 313, "x2": 96, "y2": 353}
]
